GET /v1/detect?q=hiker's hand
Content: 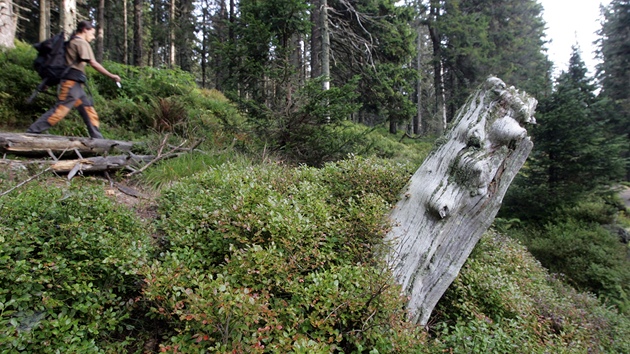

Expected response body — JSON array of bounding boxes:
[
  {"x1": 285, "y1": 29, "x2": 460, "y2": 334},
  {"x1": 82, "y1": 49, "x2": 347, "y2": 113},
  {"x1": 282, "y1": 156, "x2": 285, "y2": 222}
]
[{"x1": 111, "y1": 74, "x2": 121, "y2": 82}]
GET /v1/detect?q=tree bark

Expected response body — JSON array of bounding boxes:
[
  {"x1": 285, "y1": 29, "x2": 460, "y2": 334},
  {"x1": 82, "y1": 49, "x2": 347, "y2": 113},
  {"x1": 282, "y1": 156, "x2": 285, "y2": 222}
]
[
  {"x1": 96, "y1": 0, "x2": 105, "y2": 62},
  {"x1": 0, "y1": 0, "x2": 16, "y2": 49},
  {"x1": 200, "y1": 0, "x2": 209, "y2": 87},
  {"x1": 385, "y1": 77, "x2": 537, "y2": 326},
  {"x1": 169, "y1": 0, "x2": 176, "y2": 68},
  {"x1": 428, "y1": 0, "x2": 446, "y2": 135},
  {"x1": 123, "y1": 0, "x2": 128, "y2": 65},
  {"x1": 39, "y1": 0, "x2": 50, "y2": 42},
  {"x1": 0, "y1": 133, "x2": 134, "y2": 157},
  {"x1": 151, "y1": 0, "x2": 160, "y2": 67},
  {"x1": 310, "y1": 0, "x2": 322, "y2": 78},
  {"x1": 133, "y1": 0, "x2": 143, "y2": 66},
  {"x1": 60, "y1": 0, "x2": 76, "y2": 39},
  {"x1": 414, "y1": 24, "x2": 423, "y2": 135},
  {"x1": 321, "y1": 0, "x2": 330, "y2": 91}
]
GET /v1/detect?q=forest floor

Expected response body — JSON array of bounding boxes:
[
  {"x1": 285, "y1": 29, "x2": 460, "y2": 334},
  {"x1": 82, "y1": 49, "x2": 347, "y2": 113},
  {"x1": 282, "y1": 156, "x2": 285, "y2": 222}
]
[{"x1": 620, "y1": 186, "x2": 630, "y2": 208}]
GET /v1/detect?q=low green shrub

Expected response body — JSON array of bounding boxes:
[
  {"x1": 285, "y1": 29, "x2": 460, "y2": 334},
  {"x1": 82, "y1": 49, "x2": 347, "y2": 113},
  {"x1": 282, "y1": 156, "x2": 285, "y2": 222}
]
[
  {"x1": 311, "y1": 155, "x2": 414, "y2": 204},
  {"x1": 139, "y1": 150, "x2": 236, "y2": 190},
  {"x1": 146, "y1": 156, "x2": 425, "y2": 352},
  {"x1": 0, "y1": 42, "x2": 50, "y2": 128},
  {"x1": 431, "y1": 231, "x2": 630, "y2": 354},
  {"x1": 89, "y1": 62, "x2": 196, "y2": 103},
  {"x1": 561, "y1": 195, "x2": 622, "y2": 225},
  {"x1": 0, "y1": 183, "x2": 154, "y2": 353},
  {"x1": 525, "y1": 218, "x2": 630, "y2": 313}
]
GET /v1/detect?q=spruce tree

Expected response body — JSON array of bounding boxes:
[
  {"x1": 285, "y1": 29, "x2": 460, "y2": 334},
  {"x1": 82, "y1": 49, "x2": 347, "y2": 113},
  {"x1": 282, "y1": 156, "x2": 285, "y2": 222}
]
[
  {"x1": 597, "y1": 0, "x2": 630, "y2": 178},
  {"x1": 503, "y1": 47, "x2": 625, "y2": 221},
  {"x1": 428, "y1": 0, "x2": 552, "y2": 123}
]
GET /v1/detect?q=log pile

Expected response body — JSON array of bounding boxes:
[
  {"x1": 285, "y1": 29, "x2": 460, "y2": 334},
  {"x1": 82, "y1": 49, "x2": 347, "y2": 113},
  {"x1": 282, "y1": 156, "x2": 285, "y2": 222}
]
[{"x1": 0, "y1": 133, "x2": 152, "y2": 177}]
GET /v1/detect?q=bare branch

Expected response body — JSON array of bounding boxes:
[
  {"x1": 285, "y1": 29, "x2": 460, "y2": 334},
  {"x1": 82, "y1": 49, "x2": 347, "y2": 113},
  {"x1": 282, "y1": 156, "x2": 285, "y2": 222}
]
[{"x1": 0, "y1": 167, "x2": 52, "y2": 197}]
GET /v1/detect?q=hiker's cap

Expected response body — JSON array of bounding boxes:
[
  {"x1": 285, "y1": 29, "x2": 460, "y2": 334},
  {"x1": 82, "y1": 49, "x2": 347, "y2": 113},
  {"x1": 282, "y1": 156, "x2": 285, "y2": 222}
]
[{"x1": 77, "y1": 21, "x2": 95, "y2": 32}]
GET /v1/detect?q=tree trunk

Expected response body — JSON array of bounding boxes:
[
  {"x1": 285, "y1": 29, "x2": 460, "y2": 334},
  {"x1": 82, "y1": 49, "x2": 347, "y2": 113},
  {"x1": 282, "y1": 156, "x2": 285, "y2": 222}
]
[
  {"x1": 169, "y1": 0, "x2": 176, "y2": 68},
  {"x1": 178, "y1": 0, "x2": 194, "y2": 72},
  {"x1": 389, "y1": 120, "x2": 397, "y2": 134},
  {"x1": 321, "y1": 0, "x2": 330, "y2": 91},
  {"x1": 200, "y1": 0, "x2": 209, "y2": 87},
  {"x1": 96, "y1": 0, "x2": 105, "y2": 62},
  {"x1": 0, "y1": 0, "x2": 16, "y2": 49},
  {"x1": 39, "y1": 0, "x2": 50, "y2": 41},
  {"x1": 385, "y1": 77, "x2": 537, "y2": 326},
  {"x1": 0, "y1": 133, "x2": 134, "y2": 157},
  {"x1": 228, "y1": 0, "x2": 235, "y2": 88},
  {"x1": 428, "y1": 0, "x2": 446, "y2": 135},
  {"x1": 310, "y1": 0, "x2": 322, "y2": 78},
  {"x1": 152, "y1": 0, "x2": 160, "y2": 67},
  {"x1": 60, "y1": 0, "x2": 76, "y2": 39},
  {"x1": 123, "y1": 0, "x2": 128, "y2": 65},
  {"x1": 414, "y1": 24, "x2": 423, "y2": 135},
  {"x1": 133, "y1": 0, "x2": 143, "y2": 66}
]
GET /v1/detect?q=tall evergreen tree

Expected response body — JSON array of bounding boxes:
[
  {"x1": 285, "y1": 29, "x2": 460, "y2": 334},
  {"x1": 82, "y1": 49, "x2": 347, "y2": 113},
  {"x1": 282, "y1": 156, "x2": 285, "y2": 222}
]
[
  {"x1": 424, "y1": 0, "x2": 551, "y2": 127},
  {"x1": 503, "y1": 47, "x2": 625, "y2": 221},
  {"x1": 176, "y1": 0, "x2": 195, "y2": 71},
  {"x1": 470, "y1": 0, "x2": 551, "y2": 96},
  {"x1": 598, "y1": 0, "x2": 630, "y2": 111},
  {"x1": 597, "y1": 0, "x2": 630, "y2": 177},
  {"x1": 327, "y1": 0, "x2": 417, "y2": 129},
  {"x1": 133, "y1": 0, "x2": 143, "y2": 66}
]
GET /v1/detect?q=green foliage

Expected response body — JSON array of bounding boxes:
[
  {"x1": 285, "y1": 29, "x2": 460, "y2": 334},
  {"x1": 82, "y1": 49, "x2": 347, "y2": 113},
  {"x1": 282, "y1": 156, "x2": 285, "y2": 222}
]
[
  {"x1": 330, "y1": 0, "x2": 418, "y2": 128},
  {"x1": 524, "y1": 219, "x2": 630, "y2": 313},
  {"x1": 89, "y1": 63, "x2": 198, "y2": 135},
  {"x1": 0, "y1": 18, "x2": 628, "y2": 353},
  {"x1": 598, "y1": 0, "x2": 630, "y2": 177},
  {"x1": 428, "y1": 0, "x2": 552, "y2": 122},
  {"x1": 432, "y1": 232, "x2": 630, "y2": 354},
  {"x1": 146, "y1": 156, "x2": 425, "y2": 352},
  {"x1": 90, "y1": 62, "x2": 196, "y2": 102},
  {"x1": 0, "y1": 44, "x2": 241, "y2": 142},
  {"x1": 232, "y1": 77, "x2": 363, "y2": 166},
  {"x1": 502, "y1": 48, "x2": 626, "y2": 222},
  {"x1": 184, "y1": 88, "x2": 246, "y2": 135},
  {"x1": 0, "y1": 183, "x2": 153, "y2": 353},
  {"x1": 0, "y1": 42, "x2": 52, "y2": 128},
  {"x1": 139, "y1": 151, "x2": 237, "y2": 191}
]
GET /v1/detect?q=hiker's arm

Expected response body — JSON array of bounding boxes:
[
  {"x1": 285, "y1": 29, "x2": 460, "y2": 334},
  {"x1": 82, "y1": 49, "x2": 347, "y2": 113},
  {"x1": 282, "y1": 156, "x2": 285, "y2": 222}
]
[{"x1": 88, "y1": 59, "x2": 121, "y2": 82}]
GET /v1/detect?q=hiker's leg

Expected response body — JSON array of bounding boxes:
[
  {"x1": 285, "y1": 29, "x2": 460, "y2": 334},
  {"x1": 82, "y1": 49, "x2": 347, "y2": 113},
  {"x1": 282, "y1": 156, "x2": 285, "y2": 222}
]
[
  {"x1": 74, "y1": 87, "x2": 103, "y2": 139},
  {"x1": 26, "y1": 80, "x2": 79, "y2": 134}
]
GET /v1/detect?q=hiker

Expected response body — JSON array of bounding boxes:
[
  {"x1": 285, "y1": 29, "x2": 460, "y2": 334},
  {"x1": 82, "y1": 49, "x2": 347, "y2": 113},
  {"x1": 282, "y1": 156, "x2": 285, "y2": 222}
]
[{"x1": 27, "y1": 21, "x2": 121, "y2": 139}]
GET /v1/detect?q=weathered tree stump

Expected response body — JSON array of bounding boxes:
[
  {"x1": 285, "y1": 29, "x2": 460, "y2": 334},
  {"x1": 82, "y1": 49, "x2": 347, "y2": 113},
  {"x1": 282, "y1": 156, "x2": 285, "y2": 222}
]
[
  {"x1": 385, "y1": 77, "x2": 537, "y2": 326},
  {"x1": 0, "y1": 133, "x2": 134, "y2": 157}
]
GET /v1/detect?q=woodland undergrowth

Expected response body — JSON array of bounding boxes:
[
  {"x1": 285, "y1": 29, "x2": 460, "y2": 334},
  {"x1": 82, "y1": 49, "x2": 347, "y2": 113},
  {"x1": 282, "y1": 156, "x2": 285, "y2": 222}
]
[{"x1": 0, "y1": 43, "x2": 628, "y2": 353}]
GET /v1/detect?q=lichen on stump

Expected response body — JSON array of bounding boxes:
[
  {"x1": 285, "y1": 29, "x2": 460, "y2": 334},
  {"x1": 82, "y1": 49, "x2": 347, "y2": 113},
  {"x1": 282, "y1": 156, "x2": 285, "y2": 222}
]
[{"x1": 385, "y1": 77, "x2": 537, "y2": 326}]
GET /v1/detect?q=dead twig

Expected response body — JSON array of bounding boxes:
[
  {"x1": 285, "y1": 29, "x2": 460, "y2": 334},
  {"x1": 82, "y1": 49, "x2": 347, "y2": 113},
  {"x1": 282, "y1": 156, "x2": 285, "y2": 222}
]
[
  {"x1": 399, "y1": 132, "x2": 422, "y2": 143},
  {"x1": 0, "y1": 167, "x2": 52, "y2": 197},
  {"x1": 157, "y1": 133, "x2": 170, "y2": 157},
  {"x1": 126, "y1": 139, "x2": 204, "y2": 177}
]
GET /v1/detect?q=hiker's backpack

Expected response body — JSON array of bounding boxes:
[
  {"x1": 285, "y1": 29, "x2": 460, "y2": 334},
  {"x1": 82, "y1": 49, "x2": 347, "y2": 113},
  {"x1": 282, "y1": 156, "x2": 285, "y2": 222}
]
[{"x1": 27, "y1": 32, "x2": 72, "y2": 103}]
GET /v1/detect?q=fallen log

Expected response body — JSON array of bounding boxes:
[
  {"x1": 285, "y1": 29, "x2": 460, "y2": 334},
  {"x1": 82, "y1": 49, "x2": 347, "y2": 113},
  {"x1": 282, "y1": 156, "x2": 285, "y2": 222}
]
[
  {"x1": 0, "y1": 155, "x2": 154, "y2": 175},
  {"x1": 385, "y1": 77, "x2": 537, "y2": 326},
  {"x1": 0, "y1": 133, "x2": 134, "y2": 157}
]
